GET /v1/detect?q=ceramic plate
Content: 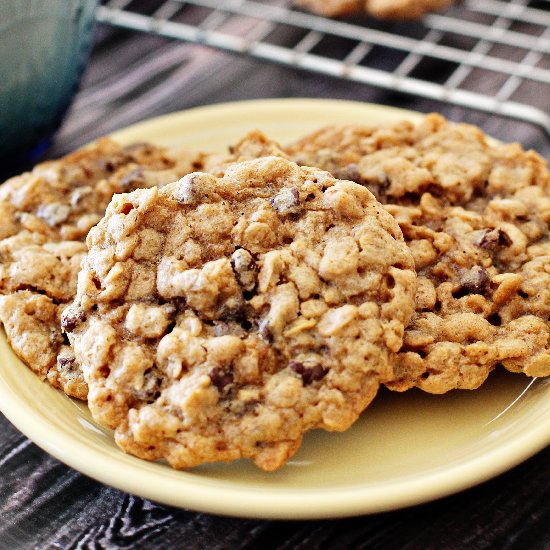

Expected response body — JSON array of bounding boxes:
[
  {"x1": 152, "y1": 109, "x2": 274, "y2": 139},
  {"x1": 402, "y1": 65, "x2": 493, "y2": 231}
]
[{"x1": 1, "y1": 99, "x2": 549, "y2": 519}]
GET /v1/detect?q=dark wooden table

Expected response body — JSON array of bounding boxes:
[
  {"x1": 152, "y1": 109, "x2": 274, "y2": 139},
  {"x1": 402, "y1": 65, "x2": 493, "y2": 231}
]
[{"x1": 1, "y1": 7, "x2": 549, "y2": 550}]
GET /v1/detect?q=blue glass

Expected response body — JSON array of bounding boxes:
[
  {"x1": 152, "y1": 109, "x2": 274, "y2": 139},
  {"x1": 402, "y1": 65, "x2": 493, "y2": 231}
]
[{"x1": 0, "y1": 0, "x2": 97, "y2": 168}]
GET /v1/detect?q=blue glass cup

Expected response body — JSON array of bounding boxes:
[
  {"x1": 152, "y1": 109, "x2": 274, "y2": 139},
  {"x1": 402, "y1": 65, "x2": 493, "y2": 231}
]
[{"x1": 0, "y1": 0, "x2": 98, "y2": 168}]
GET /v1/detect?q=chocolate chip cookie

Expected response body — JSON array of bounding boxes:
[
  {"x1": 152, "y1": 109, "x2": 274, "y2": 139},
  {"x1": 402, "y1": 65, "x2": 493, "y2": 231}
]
[
  {"x1": 295, "y1": 0, "x2": 454, "y2": 19},
  {"x1": 287, "y1": 114, "x2": 550, "y2": 393},
  {"x1": 64, "y1": 156, "x2": 416, "y2": 470},
  {"x1": 0, "y1": 139, "x2": 206, "y2": 398}
]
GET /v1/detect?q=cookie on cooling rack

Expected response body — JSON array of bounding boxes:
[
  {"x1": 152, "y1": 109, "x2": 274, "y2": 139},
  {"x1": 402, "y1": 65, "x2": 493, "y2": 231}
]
[
  {"x1": 287, "y1": 114, "x2": 550, "y2": 393},
  {"x1": 0, "y1": 140, "x2": 207, "y2": 399},
  {"x1": 64, "y1": 156, "x2": 416, "y2": 471},
  {"x1": 295, "y1": 0, "x2": 454, "y2": 19}
]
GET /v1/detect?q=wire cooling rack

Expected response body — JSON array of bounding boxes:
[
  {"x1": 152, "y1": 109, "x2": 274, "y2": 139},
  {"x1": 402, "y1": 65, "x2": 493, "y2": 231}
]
[{"x1": 96, "y1": 0, "x2": 550, "y2": 134}]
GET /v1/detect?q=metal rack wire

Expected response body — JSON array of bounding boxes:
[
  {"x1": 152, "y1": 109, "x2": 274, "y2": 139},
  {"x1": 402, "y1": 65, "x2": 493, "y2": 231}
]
[{"x1": 96, "y1": 0, "x2": 550, "y2": 134}]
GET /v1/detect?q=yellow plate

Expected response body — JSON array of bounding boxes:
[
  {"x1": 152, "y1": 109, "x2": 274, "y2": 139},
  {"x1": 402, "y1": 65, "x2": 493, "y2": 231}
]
[{"x1": 1, "y1": 99, "x2": 549, "y2": 519}]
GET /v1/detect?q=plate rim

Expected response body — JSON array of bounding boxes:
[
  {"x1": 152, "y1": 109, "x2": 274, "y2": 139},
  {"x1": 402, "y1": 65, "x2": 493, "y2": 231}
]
[
  {"x1": 2, "y1": 348, "x2": 549, "y2": 519},
  {"x1": 1, "y1": 98, "x2": 549, "y2": 519}
]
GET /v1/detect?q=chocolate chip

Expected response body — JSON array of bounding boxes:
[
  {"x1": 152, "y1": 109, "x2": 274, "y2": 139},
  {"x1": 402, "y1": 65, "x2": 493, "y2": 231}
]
[
  {"x1": 208, "y1": 367, "x2": 234, "y2": 392},
  {"x1": 459, "y1": 266, "x2": 489, "y2": 295},
  {"x1": 289, "y1": 361, "x2": 328, "y2": 386},
  {"x1": 335, "y1": 167, "x2": 385, "y2": 200},
  {"x1": 333, "y1": 164, "x2": 361, "y2": 183},
  {"x1": 49, "y1": 330, "x2": 63, "y2": 348},
  {"x1": 221, "y1": 303, "x2": 247, "y2": 324},
  {"x1": 497, "y1": 229, "x2": 513, "y2": 247},
  {"x1": 476, "y1": 228, "x2": 513, "y2": 250},
  {"x1": 269, "y1": 187, "x2": 301, "y2": 215},
  {"x1": 213, "y1": 322, "x2": 246, "y2": 337},
  {"x1": 61, "y1": 307, "x2": 86, "y2": 332},
  {"x1": 242, "y1": 400, "x2": 259, "y2": 415},
  {"x1": 95, "y1": 158, "x2": 117, "y2": 174},
  {"x1": 219, "y1": 299, "x2": 254, "y2": 330},
  {"x1": 136, "y1": 368, "x2": 161, "y2": 402},
  {"x1": 122, "y1": 143, "x2": 159, "y2": 164},
  {"x1": 171, "y1": 297, "x2": 187, "y2": 311},
  {"x1": 230, "y1": 248, "x2": 257, "y2": 292},
  {"x1": 57, "y1": 356, "x2": 75, "y2": 368},
  {"x1": 56, "y1": 348, "x2": 79, "y2": 374}
]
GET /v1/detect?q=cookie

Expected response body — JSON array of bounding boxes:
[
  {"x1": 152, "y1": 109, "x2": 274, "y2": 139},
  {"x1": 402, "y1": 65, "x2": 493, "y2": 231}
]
[
  {"x1": 203, "y1": 129, "x2": 290, "y2": 176},
  {"x1": 295, "y1": 0, "x2": 454, "y2": 19},
  {"x1": 0, "y1": 139, "x2": 207, "y2": 399},
  {"x1": 287, "y1": 114, "x2": 550, "y2": 393},
  {"x1": 64, "y1": 156, "x2": 416, "y2": 470}
]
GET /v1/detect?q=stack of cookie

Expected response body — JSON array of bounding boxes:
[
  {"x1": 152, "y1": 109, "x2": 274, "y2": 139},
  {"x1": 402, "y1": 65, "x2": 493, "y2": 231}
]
[{"x1": 0, "y1": 113, "x2": 548, "y2": 471}]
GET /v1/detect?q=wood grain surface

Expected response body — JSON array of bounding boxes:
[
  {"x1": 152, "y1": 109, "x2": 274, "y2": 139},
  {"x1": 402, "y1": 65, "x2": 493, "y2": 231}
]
[{"x1": 1, "y1": 4, "x2": 549, "y2": 549}]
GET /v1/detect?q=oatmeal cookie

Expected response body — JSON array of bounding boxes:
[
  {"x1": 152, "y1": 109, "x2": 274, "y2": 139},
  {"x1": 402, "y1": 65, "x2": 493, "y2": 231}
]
[
  {"x1": 287, "y1": 114, "x2": 550, "y2": 393},
  {"x1": 295, "y1": 0, "x2": 454, "y2": 19},
  {"x1": 0, "y1": 139, "x2": 206, "y2": 398},
  {"x1": 65, "y1": 156, "x2": 416, "y2": 470},
  {"x1": 203, "y1": 129, "x2": 290, "y2": 177}
]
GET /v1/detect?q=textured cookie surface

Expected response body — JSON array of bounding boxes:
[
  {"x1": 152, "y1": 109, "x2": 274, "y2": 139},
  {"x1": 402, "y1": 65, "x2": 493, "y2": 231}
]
[
  {"x1": 287, "y1": 114, "x2": 550, "y2": 393},
  {"x1": 0, "y1": 139, "x2": 205, "y2": 398},
  {"x1": 295, "y1": 0, "x2": 453, "y2": 19},
  {"x1": 65, "y1": 156, "x2": 416, "y2": 470}
]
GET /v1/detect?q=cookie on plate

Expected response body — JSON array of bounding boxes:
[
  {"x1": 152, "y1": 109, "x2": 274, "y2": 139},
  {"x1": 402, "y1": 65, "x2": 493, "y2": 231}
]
[
  {"x1": 287, "y1": 114, "x2": 550, "y2": 393},
  {"x1": 295, "y1": 0, "x2": 454, "y2": 19},
  {"x1": 0, "y1": 139, "x2": 207, "y2": 398},
  {"x1": 203, "y1": 129, "x2": 290, "y2": 176},
  {"x1": 64, "y1": 156, "x2": 416, "y2": 470}
]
